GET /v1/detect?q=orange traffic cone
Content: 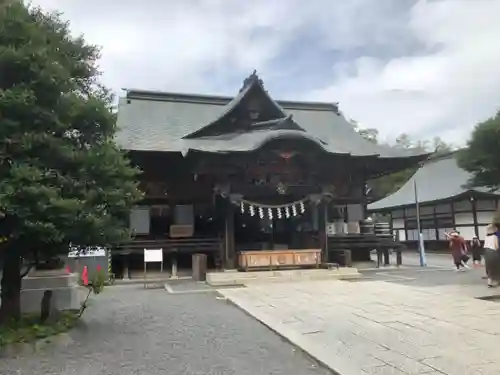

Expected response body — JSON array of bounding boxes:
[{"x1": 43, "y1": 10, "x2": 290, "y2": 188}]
[{"x1": 82, "y1": 266, "x2": 89, "y2": 286}]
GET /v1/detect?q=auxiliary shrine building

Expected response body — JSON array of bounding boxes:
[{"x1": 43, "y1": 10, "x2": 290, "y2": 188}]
[
  {"x1": 114, "y1": 72, "x2": 426, "y2": 276},
  {"x1": 368, "y1": 152, "x2": 500, "y2": 248}
]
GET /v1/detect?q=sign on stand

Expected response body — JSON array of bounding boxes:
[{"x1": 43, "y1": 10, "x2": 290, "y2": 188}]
[{"x1": 143, "y1": 248, "x2": 163, "y2": 288}]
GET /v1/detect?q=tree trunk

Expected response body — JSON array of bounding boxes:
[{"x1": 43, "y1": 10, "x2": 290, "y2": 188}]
[{"x1": 0, "y1": 247, "x2": 22, "y2": 324}]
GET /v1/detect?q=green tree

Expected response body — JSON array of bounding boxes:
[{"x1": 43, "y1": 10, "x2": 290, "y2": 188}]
[
  {"x1": 457, "y1": 110, "x2": 500, "y2": 189},
  {"x1": 355, "y1": 128, "x2": 453, "y2": 199},
  {"x1": 0, "y1": 3, "x2": 142, "y2": 323}
]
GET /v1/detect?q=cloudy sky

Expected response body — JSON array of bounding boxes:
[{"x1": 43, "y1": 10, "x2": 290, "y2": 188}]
[{"x1": 31, "y1": 0, "x2": 500, "y2": 145}]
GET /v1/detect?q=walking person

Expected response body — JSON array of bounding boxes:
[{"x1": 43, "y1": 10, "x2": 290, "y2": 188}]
[
  {"x1": 484, "y1": 224, "x2": 500, "y2": 287},
  {"x1": 470, "y1": 236, "x2": 482, "y2": 267},
  {"x1": 445, "y1": 231, "x2": 470, "y2": 271}
]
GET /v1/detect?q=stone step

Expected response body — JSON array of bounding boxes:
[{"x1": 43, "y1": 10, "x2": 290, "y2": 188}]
[
  {"x1": 206, "y1": 268, "x2": 360, "y2": 286},
  {"x1": 22, "y1": 272, "x2": 79, "y2": 289}
]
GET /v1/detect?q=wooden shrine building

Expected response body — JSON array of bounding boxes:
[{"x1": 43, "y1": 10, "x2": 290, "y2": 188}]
[
  {"x1": 114, "y1": 72, "x2": 427, "y2": 276},
  {"x1": 368, "y1": 152, "x2": 500, "y2": 248}
]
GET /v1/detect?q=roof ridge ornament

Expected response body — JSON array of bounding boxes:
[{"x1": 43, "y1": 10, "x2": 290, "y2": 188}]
[{"x1": 240, "y1": 70, "x2": 264, "y2": 92}]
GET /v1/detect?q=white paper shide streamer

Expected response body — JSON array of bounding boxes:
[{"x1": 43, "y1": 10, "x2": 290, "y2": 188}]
[
  {"x1": 258, "y1": 207, "x2": 264, "y2": 219},
  {"x1": 237, "y1": 198, "x2": 308, "y2": 220}
]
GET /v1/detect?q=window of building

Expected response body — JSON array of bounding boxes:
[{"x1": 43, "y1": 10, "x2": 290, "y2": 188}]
[
  {"x1": 476, "y1": 199, "x2": 497, "y2": 211},
  {"x1": 435, "y1": 213, "x2": 453, "y2": 228},
  {"x1": 405, "y1": 207, "x2": 416, "y2": 218},
  {"x1": 422, "y1": 228, "x2": 436, "y2": 240},
  {"x1": 453, "y1": 200, "x2": 471, "y2": 212},
  {"x1": 392, "y1": 209, "x2": 404, "y2": 218},
  {"x1": 405, "y1": 215, "x2": 434, "y2": 230},
  {"x1": 435, "y1": 203, "x2": 452, "y2": 214},
  {"x1": 407, "y1": 229, "x2": 418, "y2": 241},
  {"x1": 420, "y1": 205, "x2": 434, "y2": 215},
  {"x1": 406, "y1": 219, "x2": 417, "y2": 230}
]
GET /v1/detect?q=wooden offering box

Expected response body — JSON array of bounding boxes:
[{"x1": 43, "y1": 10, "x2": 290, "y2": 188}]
[{"x1": 237, "y1": 249, "x2": 321, "y2": 271}]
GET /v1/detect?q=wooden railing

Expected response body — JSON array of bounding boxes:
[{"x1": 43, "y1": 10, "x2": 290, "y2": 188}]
[
  {"x1": 112, "y1": 237, "x2": 223, "y2": 255},
  {"x1": 327, "y1": 234, "x2": 403, "y2": 264}
]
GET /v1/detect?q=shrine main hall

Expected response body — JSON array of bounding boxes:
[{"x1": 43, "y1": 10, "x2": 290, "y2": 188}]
[{"x1": 113, "y1": 72, "x2": 426, "y2": 276}]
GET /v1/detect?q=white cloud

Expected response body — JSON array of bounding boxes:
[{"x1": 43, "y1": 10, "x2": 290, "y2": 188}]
[
  {"x1": 27, "y1": 0, "x2": 500, "y2": 146},
  {"x1": 308, "y1": 0, "x2": 500, "y2": 145},
  {"x1": 30, "y1": 0, "x2": 316, "y2": 93}
]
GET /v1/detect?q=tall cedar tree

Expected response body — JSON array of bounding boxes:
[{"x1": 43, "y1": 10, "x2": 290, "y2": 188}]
[{"x1": 0, "y1": 3, "x2": 142, "y2": 322}]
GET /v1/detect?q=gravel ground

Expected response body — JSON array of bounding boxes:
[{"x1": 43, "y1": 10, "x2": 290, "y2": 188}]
[{"x1": 0, "y1": 286, "x2": 332, "y2": 375}]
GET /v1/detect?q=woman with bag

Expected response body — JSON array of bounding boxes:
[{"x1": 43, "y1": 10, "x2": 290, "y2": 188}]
[{"x1": 484, "y1": 224, "x2": 500, "y2": 288}]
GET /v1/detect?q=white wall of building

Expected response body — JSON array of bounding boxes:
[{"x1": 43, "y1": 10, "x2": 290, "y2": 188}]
[
  {"x1": 456, "y1": 226, "x2": 476, "y2": 240},
  {"x1": 392, "y1": 218, "x2": 404, "y2": 229},
  {"x1": 454, "y1": 212, "x2": 473, "y2": 225},
  {"x1": 477, "y1": 211, "x2": 495, "y2": 225},
  {"x1": 454, "y1": 212, "x2": 475, "y2": 240},
  {"x1": 387, "y1": 198, "x2": 498, "y2": 242}
]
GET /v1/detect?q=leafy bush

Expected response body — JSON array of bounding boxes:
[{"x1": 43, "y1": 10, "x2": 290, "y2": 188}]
[
  {"x1": 0, "y1": 310, "x2": 78, "y2": 347},
  {"x1": 78, "y1": 267, "x2": 106, "y2": 317}
]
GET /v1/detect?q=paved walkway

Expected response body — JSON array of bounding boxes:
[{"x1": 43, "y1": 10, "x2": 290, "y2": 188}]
[
  {"x1": 393, "y1": 252, "x2": 452, "y2": 268},
  {"x1": 219, "y1": 280, "x2": 500, "y2": 375}
]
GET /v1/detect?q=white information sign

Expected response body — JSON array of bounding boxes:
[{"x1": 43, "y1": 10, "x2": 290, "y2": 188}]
[
  {"x1": 144, "y1": 249, "x2": 163, "y2": 263},
  {"x1": 143, "y1": 248, "x2": 164, "y2": 289}
]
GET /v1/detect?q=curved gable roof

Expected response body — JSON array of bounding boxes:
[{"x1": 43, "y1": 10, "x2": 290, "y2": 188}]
[{"x1": 183, "y1": 71, "x2": 288, "y2": 139}]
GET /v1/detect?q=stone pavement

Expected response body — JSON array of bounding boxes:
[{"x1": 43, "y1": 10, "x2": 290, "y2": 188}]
[
  {"x1": 219, "y1": 280, "x2": 500, "y2": 375},
  {"x1": 393, "y1": 252, "x2": 452, "y2": 268}
]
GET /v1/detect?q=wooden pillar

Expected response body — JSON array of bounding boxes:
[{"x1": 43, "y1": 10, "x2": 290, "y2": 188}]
[
  {"x1": 318, "y1": 200, "x2": 328, "y2": 263},
  {"x1": 432, "y1": 205, "x2": 439, "y2": 241},
  {"x1": 471, "y1": 196, "x2": 479, "y2": 238},
  {"x1": 122, "y1": 253, "x2": 131, "y2": 280},
  {"x1": 362, "y1": 179, "x2": 368, "y2": 217},
  {"x1": 402, "y1": 207, "x2": 408, "y2": 242},
  {"x1": 450, "y1": 201, "x2": 456, "y2": 229},
  {"x1": 224, "y1": 199, "x2": 236, "y2": 269}
]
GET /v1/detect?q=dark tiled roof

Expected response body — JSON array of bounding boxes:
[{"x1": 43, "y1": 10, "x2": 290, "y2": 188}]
[
  {"x1": 183, "y1": 129, "x2": 327, "y2": 154},
  {"x1": 115, "y1": 76, "x2": 427, "y2": 159},
  {"x1": 368, "y1": 153, "x2": 500, "y2": 210}
]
